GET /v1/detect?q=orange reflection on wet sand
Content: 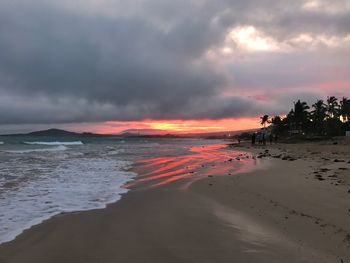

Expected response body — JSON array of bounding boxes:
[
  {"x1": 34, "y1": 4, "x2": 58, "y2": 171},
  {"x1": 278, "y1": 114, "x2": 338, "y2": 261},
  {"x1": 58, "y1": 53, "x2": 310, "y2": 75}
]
[{"x1": 125, "y1": 143, "x2": 264, "y2": 190}]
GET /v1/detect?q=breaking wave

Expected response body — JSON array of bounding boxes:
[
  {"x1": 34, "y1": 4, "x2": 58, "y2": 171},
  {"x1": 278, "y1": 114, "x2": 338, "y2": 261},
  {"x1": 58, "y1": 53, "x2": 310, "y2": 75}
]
[
  {"x1": 4, "y1": 145, "x2": 67, "y2": 153},
  {"x1": 24, "y1": 141, "x2": 83, "y2": 145}
]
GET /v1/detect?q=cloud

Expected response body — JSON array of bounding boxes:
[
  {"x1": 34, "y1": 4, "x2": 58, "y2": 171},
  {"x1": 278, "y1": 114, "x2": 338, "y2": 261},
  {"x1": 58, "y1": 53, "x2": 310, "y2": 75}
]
[{"x1": 0, "y1": 0, "x2": 349, "y2": 128}]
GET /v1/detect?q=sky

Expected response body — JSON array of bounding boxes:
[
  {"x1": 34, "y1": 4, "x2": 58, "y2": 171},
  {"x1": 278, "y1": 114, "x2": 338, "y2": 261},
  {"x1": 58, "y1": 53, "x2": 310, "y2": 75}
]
[{"x1": 0, "y1": 0, "x2": 349, "y2": 134}]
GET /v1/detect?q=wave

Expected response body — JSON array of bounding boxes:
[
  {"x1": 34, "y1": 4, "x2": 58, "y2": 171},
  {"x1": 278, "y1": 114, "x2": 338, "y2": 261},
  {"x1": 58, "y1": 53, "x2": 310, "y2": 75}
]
[
  {"x1": 24, "y1": 141, "x2": 83, "y2": 145},
  {"x1": 4, "y1": 145, "x2": 67, "y2": 153},
  {"x1": 0, "y1": 158, "x2": 136, "y2": 244},
  {"x1": 0, "y1": 142, "x2": 4, "y2": 145}
]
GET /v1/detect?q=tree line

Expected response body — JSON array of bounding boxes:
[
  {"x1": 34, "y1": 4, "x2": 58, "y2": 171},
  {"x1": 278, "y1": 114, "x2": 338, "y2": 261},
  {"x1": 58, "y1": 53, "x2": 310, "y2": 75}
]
[{"x1": 260, "y1": 96, "x2": 350, "y2": 137}]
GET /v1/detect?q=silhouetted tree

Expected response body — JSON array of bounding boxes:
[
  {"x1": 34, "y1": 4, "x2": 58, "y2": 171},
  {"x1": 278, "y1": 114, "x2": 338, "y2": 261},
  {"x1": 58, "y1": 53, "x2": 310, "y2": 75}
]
[
  {"x1": 310, "y1": 100, "x2": 327, "y2": 135},
  {"x1": 294, "y1": 100, "x2": 310, "y2": 122},
  {"x1": 259, "y1": 95, "x2": 349, "y2": 138},
  {"x1": 340, "y1": 97, "x2": 350, "y2": 122},
  {"x1": 287, "y1": 100, "x2": 310, "y2": 133},
  {"x1": 271, "y1": 115, "x2": 285, "y2": 135},
  {"x1": 271, "y1": 116, "x2": 282, "y2": 125},
  {"x1": 327, "y1": 96, "x2": 339, "y2": 119},
  {"x1": 260, "y1": 115, "x2": 269, "y2": 128}
]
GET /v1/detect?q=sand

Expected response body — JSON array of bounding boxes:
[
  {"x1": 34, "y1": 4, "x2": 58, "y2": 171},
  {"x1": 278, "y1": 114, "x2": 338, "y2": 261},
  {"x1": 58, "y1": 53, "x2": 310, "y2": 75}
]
[{"x1": 0, "y1": 139, "x2": 349, "y2": 262}]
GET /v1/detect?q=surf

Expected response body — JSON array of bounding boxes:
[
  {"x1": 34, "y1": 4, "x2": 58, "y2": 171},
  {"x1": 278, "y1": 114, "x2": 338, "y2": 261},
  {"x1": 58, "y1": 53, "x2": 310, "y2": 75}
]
[
  {"x1": 3, "y1": 145, "x2": 68, "y2": 153},
  {"x1": 23, "y1": 141, "x2": 83, "y2": 146}
]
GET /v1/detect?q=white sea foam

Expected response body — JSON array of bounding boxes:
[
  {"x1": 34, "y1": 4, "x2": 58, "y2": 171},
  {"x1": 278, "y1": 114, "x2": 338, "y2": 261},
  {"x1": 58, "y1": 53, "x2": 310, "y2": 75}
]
[
  {"x1": 106, "y1": 149, "x2": 124, "y2": 155},
  {"x1": 0, "y1": 142, "x2": 4, "y2": 145},
  {"x1": 0, "y1": 156, "x2": 136, "y2": 244},
  {"x1": 4, "y1": 145, "x2": 67, "y2": 153},
  {"x1": 24, "y1": 141, "x2": 83, "y2": 145}
]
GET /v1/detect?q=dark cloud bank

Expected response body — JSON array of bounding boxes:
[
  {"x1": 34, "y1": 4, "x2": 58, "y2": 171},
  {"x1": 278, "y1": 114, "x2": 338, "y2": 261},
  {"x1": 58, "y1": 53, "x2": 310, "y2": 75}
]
[{"x1": 0, "y1": 0, "x2": 349, "y2": 126}]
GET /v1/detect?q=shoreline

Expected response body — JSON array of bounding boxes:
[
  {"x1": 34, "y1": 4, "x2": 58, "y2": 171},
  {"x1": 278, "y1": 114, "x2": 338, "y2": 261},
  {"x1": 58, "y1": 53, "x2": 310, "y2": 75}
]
[
  {"x1": 0, "y1": 157, "x2": 137, "y2": 246},
  {"x1": 0, "y1": 140, "x2": 349, "y2": 262}
]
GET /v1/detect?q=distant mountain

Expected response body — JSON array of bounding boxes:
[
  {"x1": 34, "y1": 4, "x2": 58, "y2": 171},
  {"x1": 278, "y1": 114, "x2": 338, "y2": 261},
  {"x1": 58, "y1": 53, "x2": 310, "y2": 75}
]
[
  {"x1": 27, "y1": 129, "x2": 79, "y2": 137},
  {"x1": 1, "y1": 128, "x2": 109, "y2": 137}
]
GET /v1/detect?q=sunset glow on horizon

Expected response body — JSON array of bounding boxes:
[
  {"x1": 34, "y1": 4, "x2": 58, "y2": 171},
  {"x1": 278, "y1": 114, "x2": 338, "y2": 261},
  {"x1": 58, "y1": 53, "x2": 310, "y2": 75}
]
[{"x1": 64, "y1": 117, "x2": 260, "y2": 135}]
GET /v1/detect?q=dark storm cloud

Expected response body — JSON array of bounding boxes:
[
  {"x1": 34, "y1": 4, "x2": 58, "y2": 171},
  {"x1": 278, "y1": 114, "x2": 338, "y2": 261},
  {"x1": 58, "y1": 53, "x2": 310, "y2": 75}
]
[
  {"x1": 0, "y1": 2, "x2": 224, "y2": 104},
  {"x1": 0, "y1": 0, "x2": 349, "y2": 126}
]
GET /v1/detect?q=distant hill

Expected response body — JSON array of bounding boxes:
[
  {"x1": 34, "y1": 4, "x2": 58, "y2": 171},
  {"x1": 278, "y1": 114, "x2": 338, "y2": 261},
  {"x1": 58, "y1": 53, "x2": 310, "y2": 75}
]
[
  {"x1": 27, "y1": 129, "x2": 79, "y2": 136},
  {"x1": 1, "y1": 129, "x2": 109, "y2": 137}
]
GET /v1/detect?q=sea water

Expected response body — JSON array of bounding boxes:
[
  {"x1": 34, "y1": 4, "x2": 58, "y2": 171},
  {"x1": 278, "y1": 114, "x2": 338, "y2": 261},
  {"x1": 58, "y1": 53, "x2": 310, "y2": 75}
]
[{"x1": 0, "y1": 136, "x2": 221, "y2": 244}]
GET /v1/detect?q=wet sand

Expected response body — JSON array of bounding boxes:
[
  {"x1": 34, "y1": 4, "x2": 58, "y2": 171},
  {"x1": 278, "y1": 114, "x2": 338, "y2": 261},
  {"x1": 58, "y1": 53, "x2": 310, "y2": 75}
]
[{"x1": 0, "y1": 141, "x2": 349, "y2": 262}]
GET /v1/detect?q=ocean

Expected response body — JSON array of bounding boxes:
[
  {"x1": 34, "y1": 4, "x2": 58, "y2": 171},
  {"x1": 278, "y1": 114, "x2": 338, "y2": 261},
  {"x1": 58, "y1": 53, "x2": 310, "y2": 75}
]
[{"x1": 0, "y1": 136, "x2": 226, "y2": 244}]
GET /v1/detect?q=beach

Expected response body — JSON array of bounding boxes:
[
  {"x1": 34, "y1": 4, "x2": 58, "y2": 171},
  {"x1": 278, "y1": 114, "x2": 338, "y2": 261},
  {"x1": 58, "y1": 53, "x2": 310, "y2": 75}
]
[{"x1": 0, "y1": 139, "x2": 349, "y2": 263}]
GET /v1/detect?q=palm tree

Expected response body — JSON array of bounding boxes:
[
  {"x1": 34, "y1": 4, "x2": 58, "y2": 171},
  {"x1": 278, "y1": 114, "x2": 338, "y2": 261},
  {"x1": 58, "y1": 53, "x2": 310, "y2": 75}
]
[
  {"x1": 271, "y1": 116, "x2": 282, "y2": 125},
  {"x1": 325, "y1": 96, "x2": 343, "y2": 136},
  {"x1": 340, "y1": 97, "x2": 350, "y2": 122},
  {"x1": 294, "y1": 100, "x2": 310, "y2": 130},
  {"x1": 311, "y1": 100, "x2": 327, "y2": 122},
  {"x1": 258, "y1": 96, "x2": 349, "y2": 137},
  {"x1": 260, "y1": 115, "x2": 269, "y2": 128},
  {"x1": 327, "y1": 96, "x2": 339, "y2": 119},
  {"x1": 293, "y1": 100, "x2": 310, "y2": 122},
  {"x1": 311, "y1": 100, "x2": 327, "y2": 134},
  {"x1": 271, "y1": 115, "x2": 285, "y2": 135},
  {"x1": 286, "y1": 100, "x2": 309, "y2": 133}
]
